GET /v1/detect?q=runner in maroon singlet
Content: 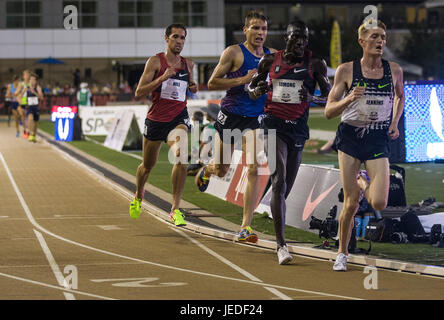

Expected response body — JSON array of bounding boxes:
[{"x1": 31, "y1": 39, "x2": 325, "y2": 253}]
[{"x1": 129, "y1": 23, "x2": 197, "y2": 227}]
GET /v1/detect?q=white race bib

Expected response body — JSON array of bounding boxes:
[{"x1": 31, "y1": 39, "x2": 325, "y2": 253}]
[
  {"x1": 354, "y1": 95, "x2": 392, "y2": 122},
  {"x1": 271, "y1": 79, "x2": 303, "y2": 104},
  {"x1": 27, "y1": 96, "x2": 38, "y2": 105},
  {"x1": 160, "y1": 78, "x2": 187, "y2": 102}
]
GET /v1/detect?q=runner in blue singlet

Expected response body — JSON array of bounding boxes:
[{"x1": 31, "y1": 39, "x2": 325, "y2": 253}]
[
  {"x1": 5, "y1": 75, "x2": 22, "y2": 137},
  {"x1": 195, "y1": 11, "x2": 276, "y2": 243}
]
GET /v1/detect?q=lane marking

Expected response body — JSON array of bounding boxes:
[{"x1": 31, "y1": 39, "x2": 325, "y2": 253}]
[
  {"x1": 0, "y1": 149, "x2": 362, "y2": 300},
  {"x1": 96, "y1": 225, "x2": 123, "y2": 230},
  {"x1": 0, "y1": 271, "x2": 114, "y2": 300},
  {"x1": 33, "y1": 229, "x2": 75, "y2": 300},
  {"x1": 172, "y1": 227, "x2": 292, "y2": 300},
  {"x1": 91, "y1": 277, "x2": 187, "y2": 287}
]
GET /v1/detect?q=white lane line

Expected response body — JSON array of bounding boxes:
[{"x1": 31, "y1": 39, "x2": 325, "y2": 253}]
[
  {"x1": 33, "y1": 229, "x2": 75, "y2": 300},
  {"x1": 0, "y1": 150, "x2": 361, "y2": 300},
  {"x1": 0, "y1": 271, "x2": 114, "y2": 300},
  {"x1": 172, "y1": 227, "x2": 292, "y2": 300}
]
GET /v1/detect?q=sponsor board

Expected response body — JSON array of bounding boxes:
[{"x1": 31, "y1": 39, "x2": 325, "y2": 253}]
[
  {"x1": 206, "y1": 159, "x2": 343, "y2": 233},
  {"x1": 256, "y1": 165, "x2": 343, "y2": 232},
  {"x1": 78, "y1": 105, "x2": 147, "y2": 136},
  {"x1": 51, "y1": 106, "x2": 78, "y2": 142},
  {"x1": 104, "y1": 110, "x2": 142, "y2": 151}
]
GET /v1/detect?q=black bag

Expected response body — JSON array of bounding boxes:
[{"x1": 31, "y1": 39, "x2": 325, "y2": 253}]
[
  {"x1": 365, "y1": 218, "x2": 400, "y2": 242},
  {"x1": 387, "y1": 164, "x2": 407, "y2": 207},
  {"x1": 400, "y1": 209, "x2": 426, "y2": 241},
  {"x1": 73, "y1": 115, "x2": 83, "y2": 141}
]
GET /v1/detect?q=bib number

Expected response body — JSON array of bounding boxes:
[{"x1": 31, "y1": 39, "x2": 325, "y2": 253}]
[
  {"x1": 160, "y1": 78, "x2": 187, "y2": 102},
  {"x1": 355, "y1": 95, "x2": 391, "y2": 122},
  {"x1": 27, "y1": 96, "x2": 38, "y2": 105},
  {"x1": 271, "y1": 79, "x2": 303, "y2": 104}
]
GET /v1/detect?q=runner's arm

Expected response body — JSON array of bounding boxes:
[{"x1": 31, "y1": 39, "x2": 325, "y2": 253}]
[
  {"x1": 208, "y1": 46, "x2": 256, "y2": 90},
  {"x1": 310, "y1": 58, "x2": 332, "y2": 106},
  {"x1": 5, "y1": 84, "x2": 11, "y2": 100},
  {"x1": 135, "y1": 56, "x2": 174, "y2": 99},
  {"x1": 388, "y1": 62, "x2": 405, "y2": 140},
  {"x1": 36, "y1": 85, "x2": 44, "y2": 100},
  {"x1": 247, "y1": 53, "x2": 274, "y2": 100},
  {"x1": 187, "y1": 58, "x2": 198, "y2": 94},
  {"x1": 324, "y1": 63, "x2": 357, "y2": 119},
  {"x1": 15, "y1": 83, "x2": 25, "y2": 103}
]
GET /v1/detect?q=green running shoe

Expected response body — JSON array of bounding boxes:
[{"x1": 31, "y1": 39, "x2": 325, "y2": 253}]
[
  {"x1": 237, "y1": 226, "x2": 258, "y2": 243},
  {"x1": 170, "y1": 209, "x2": 187, "y2": 226},
  {"x1": 129, "y1": 198, "x2": 142, "y2": 219}
]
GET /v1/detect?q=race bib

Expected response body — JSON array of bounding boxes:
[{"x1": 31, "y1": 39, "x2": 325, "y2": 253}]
[
  {"x1": 27, "y1": 96, "x2": 38, "y2": 105},
  {"x1": 271, "y1": 79, "x2": 303, "y2": 104},
  {"x1": 160, "y1": 78, "x2": 187, "y2": 102},
  {"x1": 354, "y1": 95, "x2": 392, "y2": 122}
]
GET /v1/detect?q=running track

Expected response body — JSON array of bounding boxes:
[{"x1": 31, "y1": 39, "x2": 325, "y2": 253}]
[{"x1": 0, "y1": 122, "x2": 443, "y2": 301}]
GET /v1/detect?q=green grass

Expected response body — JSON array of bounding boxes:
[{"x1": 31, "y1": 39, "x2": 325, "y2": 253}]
[{"x1": 38, "y1": 119, "x2": 444, "y2": 266}]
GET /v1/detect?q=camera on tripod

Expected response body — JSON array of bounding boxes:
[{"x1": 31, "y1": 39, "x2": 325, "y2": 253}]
[{"x1": 309, "y1": 205, "x2": 339, "y2": 239}]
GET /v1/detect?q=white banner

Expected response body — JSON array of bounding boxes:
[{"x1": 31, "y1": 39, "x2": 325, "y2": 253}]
[
  {"x1": 104, "y1": 110, "x2": 141, "y2": 151},
  {"x1": 79, "y1": 105, "x2": 148, "y2": 136},
  {"x1": 204, "y1": 150, "x2": 242, "y2": 199}
]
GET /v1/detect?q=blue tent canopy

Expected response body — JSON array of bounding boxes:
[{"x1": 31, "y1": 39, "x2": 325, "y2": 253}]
[{"x1": 36, "y1": 57, "x2": 65, "y2": 64}]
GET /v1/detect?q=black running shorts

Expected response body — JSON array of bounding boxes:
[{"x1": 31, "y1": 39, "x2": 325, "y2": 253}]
[
  {"x1": 334, "y1": 122, "x2": 390, "y2": 162},
  {"x1": 214, "y1": 109, "x2": 261, "y2": 144},
  {"x1": 261, "y1": 113, "x2": 307, "y2": 150},
  {"x1": 25, "y1": 105, "x2": 40, "y2": 122},
  {"x1": 143, "y1": 108, "x2": 191, "y2": 142}
]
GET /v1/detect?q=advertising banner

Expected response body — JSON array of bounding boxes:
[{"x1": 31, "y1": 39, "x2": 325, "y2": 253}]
[
  {"x1": 51, "y1": 106, "x2": 78, "y2": 142},
  {"x1": 104, "y1": 110, "x2": 142, "y2": 151},
  {"x1": 78, "y1": 105, "x2": 147, "y2": 136},
  {"x1": 256, "y1": 165, "x2": 343, "y2": 232}
]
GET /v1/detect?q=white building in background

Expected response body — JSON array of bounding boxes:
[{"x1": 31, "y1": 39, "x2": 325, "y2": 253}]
[{"x1": 0, "y1": 0, "x2": 224, "y2": 87}]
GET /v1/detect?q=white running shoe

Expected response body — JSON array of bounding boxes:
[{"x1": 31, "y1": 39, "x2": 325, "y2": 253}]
[
  {"x1": 277, "y1": 245, "x2": 293, "y2": 265},
  {"x1": 333, "y1": 253, "x2": 348, "y2": 271}
]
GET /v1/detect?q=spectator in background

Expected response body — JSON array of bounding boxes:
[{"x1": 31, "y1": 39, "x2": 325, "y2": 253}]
[
  {"x1": 42, "y1": 83, "x2": 52, "y2": 94},
  {"x1": 122, "y1": 81, "x2": 132, "y2": 94},
  {"x1": 73, "y1": 68, "x2": 81, "y2": 89},
  {"x1": 52, "y1": 82, "x2": 61, "y2": 95},
  {"x1": 77, "y1": 82, "x2": 92, "y2": 107},
  {"x1": 91, "y1": 83, "x2": 100, "y2": 94}
]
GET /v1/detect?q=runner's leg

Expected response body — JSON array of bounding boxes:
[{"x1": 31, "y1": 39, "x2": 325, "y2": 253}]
[
  {"x1": 167, "y1": 124, "x2": 189, "y2": 211},
  {"x1": 337, "y1": 150, "x2": 362, "y2": 255},
  {"x1": 135, "y1": 137, "x2": 162, "y2": 200}
]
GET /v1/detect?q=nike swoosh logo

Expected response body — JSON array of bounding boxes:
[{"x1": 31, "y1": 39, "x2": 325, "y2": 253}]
[
  {"x1": 302, "y1": 181, "x2": 339, "y2": 221},
  {"x1": 378, "y1": 83, "x2": 390, "y2": 89},
  {"x1": 374, "y1": 152, "x2": 384, "y2": 158},
  {"x1": 293, "y1": 69, "x2": 306, "y2": 74},
  {"x1": 178, "y1": 73, "x2": 187, "y2": 77}
]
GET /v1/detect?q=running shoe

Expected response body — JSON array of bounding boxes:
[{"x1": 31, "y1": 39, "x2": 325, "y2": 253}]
[
  {"x1": 237, "y1": 226, "x2": 258, "y2": 243},
  {"x1": 333, "y1": 253, "x2": 348, "y2": 271},
  {"x1": 129, "y1": 198, "x2": 142, "y2": 219},
  {"x1": 170, "y1": 209, "x2": 187, "y2": 226},
  {"x1": 24, "y1": 132, "x2": 29, "y2": 139},
  {"x1": 16, "y1": 132, "x2": 20, "y2": 138},
  {"x1": 277, "y1": 245, "x2": 293, "y2": 265},
  {"x1": 28, "y1": 135, "x2": 36, "y2": 143},
  {"x1": 195, "y1": 166, "x2": 210, "y2": 192}
]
